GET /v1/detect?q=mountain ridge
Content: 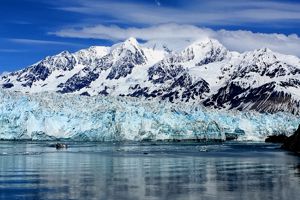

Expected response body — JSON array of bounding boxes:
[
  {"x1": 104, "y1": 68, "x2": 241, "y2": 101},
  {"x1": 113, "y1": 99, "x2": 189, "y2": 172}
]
[{"x1": 1, "y1": 37, "x2": 300, "y2": 115}]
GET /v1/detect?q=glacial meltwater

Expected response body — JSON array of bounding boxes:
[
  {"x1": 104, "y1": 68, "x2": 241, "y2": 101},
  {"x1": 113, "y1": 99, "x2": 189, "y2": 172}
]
[{"x1": 0, "y1": 142, "x2": 300, "y2": 200}]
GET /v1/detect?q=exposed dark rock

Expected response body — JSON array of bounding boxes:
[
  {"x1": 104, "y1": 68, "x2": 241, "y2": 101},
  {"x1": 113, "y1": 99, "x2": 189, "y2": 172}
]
[
  {"x1": 106, "y1": 63, "x2": 135, "y2": 80},
  {"x1": 2, "y1": 83, "x2": 14, "y2": 88},
  {"x1": 265, "y1": 134, "x2": 288, "y2": 143},
  {"x1": 80, "y1": 92, "x2": 90, "y2": 96},
  {"x1": 106, "y1": 47, "x2": 147, "y2": 80},
  {"x1": 203, "y1": 82, "x2": 248, "y2": 108},
  {"x1": 281, "y1": 125, "x2": 300, "y2": 153},
  {"x1": 57, "y1": 68, "x2": 99, "y2": 93}
]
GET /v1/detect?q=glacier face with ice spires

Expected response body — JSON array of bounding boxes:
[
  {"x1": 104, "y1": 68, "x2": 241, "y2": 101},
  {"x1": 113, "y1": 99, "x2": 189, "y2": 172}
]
[{"x1": 0, "y1": 89, "x2": 299, "y2": 141}]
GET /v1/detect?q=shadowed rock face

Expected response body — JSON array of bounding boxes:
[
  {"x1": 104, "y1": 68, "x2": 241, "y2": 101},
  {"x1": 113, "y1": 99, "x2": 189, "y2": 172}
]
[
  {"x1": 265, "y1": 135, "x2": 288, "y2": 143},
  {"x1": 281, "y1": 124, "x2": 300, "y2": 153}
]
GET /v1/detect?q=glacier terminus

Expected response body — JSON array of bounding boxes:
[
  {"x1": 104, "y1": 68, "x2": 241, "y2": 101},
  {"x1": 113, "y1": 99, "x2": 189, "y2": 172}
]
[{"x1": 0, "y1": 89, "x2": 299, "y2": 141}]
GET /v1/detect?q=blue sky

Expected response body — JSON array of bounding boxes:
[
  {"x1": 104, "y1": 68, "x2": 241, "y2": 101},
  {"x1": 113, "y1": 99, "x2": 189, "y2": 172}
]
[{"x1": 1, "y1": 0, "x2": 300, "y2": 72}]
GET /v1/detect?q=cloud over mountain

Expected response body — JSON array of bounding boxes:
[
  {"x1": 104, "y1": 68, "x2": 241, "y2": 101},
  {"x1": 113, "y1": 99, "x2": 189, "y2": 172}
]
[{"x1": 52, "y1": 23, "x2": 300, "y2": 57}]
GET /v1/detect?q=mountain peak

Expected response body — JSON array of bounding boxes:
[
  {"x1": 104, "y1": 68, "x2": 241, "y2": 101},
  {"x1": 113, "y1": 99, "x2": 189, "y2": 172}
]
[
  {"x1": 243, "y1": 47, "x2": 277, "y2": 62},
  {"x1": 177, "y1": 38, "x2": 228, "y2": 65},
  {"x1": 124, "y1": 37, "x2": 139, "y2": 46},
  {"x1": 110, "y1": 37, "x2": 140, "y2": 54},
  {"x1": 255, "y1": 47, "x2": 273, "y2": 54},
  {"x1": 56, "y1": 50, "x2": 72, "y2": 57},
  {"x1": 190, "y1": 38, "x2": 225, "y2": 49}
]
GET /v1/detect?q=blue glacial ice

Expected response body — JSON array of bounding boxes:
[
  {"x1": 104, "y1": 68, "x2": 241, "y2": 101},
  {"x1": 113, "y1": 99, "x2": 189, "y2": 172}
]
[{"x1": 0, "y1": 89, "x2": 299, "y2": 141}]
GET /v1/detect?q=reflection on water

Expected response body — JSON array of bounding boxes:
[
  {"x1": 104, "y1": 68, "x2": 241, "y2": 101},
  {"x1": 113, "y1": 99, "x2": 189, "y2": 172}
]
[{"x1": 0, "y1": 142, "x2": 300, "y2": 200}]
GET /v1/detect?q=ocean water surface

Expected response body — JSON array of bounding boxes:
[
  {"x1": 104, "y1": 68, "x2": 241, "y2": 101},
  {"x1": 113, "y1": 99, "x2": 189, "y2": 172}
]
[{"x1": 0, "y1": 141, "x2": 300, "y2": 200}]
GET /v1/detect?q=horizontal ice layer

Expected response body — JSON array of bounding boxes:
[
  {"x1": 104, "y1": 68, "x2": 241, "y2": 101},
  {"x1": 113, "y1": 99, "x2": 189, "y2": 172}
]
[{"x1": 0, "y1": 89, "x2": 299, "y2": 141}]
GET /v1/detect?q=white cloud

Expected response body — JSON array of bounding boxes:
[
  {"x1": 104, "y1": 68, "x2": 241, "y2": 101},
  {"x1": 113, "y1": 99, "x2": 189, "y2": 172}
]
[
  {"x1": 51, "y1": 23, "x2": 300, "y2": 57},
  {"x1": 8, "y1": 38, "x2": 81, "y2": 46},
  {"x1": 52, "y1": 0, "x2": 300, "y2": 26},
  {"x1": 0, "y1": 49, "x2": 26, "y2": 53},
  {"x1": 51, "y1": 24, "x2": 213, "y2": 41}
]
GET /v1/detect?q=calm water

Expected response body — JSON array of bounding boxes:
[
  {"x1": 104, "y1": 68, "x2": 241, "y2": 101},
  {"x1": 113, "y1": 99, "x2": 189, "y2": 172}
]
[{"x1": 0, "y1": 141, "x2": 300, "y2": 200}]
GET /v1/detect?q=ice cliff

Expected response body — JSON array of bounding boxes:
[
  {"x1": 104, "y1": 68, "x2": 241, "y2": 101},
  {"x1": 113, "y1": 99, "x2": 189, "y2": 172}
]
[{"x1": 0, "y1": 89, "x2": 299, "y2": 141}]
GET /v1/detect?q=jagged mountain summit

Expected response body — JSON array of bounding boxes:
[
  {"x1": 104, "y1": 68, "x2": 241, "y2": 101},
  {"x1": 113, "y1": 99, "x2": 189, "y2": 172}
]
[{"x1": 1, "y1": 37, "x2": 300, "y2": 115}]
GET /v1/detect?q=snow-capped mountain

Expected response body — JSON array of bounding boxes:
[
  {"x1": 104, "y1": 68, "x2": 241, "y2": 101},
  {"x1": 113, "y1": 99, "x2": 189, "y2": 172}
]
[{"x1": 1, "y1": 37, "x2": 300, "y2": 115}]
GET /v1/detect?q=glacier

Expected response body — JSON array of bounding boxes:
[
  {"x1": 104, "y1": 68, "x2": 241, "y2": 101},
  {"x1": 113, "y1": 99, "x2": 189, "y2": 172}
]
[{"x1": 0, "y1": 89, "x2": 299, "y2": 141}]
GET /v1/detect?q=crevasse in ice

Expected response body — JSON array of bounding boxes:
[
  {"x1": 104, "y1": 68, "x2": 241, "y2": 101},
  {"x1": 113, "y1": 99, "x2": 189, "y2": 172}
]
[{"x1": 0, "y1": 89, "x2": 299, "y2": 141}]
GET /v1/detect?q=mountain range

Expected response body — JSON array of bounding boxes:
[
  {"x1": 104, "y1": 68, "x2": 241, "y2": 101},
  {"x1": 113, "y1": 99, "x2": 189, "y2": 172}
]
[{"x1": 1, "y1": 37, "x2": 300, "y2": 115}]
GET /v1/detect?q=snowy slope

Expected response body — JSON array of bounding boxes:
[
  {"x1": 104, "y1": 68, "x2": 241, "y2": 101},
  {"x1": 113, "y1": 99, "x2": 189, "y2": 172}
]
[
  {"x1": 204, "y1": 48, "x2": 300, "y2": 114},
  {"x1": 1, "y1": 37, "x2": 300, "y2": 115}
]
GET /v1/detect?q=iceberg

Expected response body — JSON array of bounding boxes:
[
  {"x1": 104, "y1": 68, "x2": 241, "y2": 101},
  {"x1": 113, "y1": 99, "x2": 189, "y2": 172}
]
[{"x1": 0, "y1": 89, "x2": 299, "y2": 141}]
